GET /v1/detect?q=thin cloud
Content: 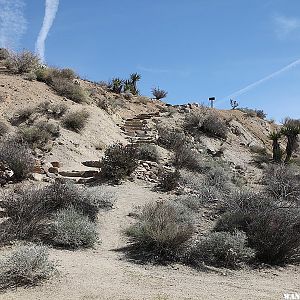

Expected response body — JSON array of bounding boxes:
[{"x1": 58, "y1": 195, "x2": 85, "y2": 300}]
[
  {"x1": 218, "y1": 58, "x2": 300, "y2": 104},
  {"x1": 137, "y1": 65, "x2": 191, "y2": 77},
  {"x1": 35, "y1": 0, "x2": 59, "y2": 62},
  {"x1": 0, "y1": 0, "x2": 27, "y2": 49},
  {"x1": 274, "y1": 14, "x2": 300, "y2": 39}
]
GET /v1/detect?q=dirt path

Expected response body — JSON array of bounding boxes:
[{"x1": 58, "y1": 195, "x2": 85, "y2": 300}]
[{"x1": 1, "y1": 182, "x2": 299, "y2": 300}]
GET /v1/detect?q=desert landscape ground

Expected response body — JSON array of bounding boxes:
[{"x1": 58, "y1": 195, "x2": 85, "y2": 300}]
[{"x1": 0, "y1": 49, "x2": 299, "y2": 300}]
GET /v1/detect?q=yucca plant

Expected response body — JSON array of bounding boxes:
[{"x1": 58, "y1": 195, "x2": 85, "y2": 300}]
[
  {"x1": 281, "y1": 118, "x2": 300, "y2": 163},
  {"x1": 110, "y1": 78, "x2": 124, "y2": 94},
  {"x1": 269, "y1": 131, "x2": 283, "y2": 162},
  {"x1": 152, "y1": 87, "x2": 168, "y2": 100},
  {"x1": 129, "y1": 73, "x2": 141, "y2": 95}
]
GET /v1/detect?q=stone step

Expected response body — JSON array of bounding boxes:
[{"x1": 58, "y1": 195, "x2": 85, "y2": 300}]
[
  {"x1": 82, "y1": 161, "x2": 102, "y2": 168},
  {"x1": 59, "y1": 170, "x2": 99, "y2": 178}
]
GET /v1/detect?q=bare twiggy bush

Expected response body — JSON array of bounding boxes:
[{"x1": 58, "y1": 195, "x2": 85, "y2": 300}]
[
  {"x1": 5, "y1": 51, "x2": 40, "y2": 74},
  {"x1": 62, "y1": 110, "x2": 89, "y2": 132}
]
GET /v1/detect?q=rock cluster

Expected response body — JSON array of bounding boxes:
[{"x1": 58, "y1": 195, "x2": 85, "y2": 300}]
[{"x1": 0, "y1": 161, "x2": 13, "y2": 186}]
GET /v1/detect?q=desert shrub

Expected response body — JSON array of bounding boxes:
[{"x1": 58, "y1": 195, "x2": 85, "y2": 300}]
[
  {"x1": 184, "y1": 111, "x2": 228, "y2": 139},
  {"x1": 0, "y1": 121, "x2": 9, "y2": 137},
  {"x1": 5, "y1": 51, "x2": 40, "y2": 74},
  {"x1": 152, "y1": 87, "x2": 168, "y2": 100},
  {"x1": 215, "y1": 190, "x2": 300, "y2": 264},
  {"x1": 237, "y1": 108, "x2": 267, "y2": 119},
  {"x1": 205, "y1": 165, "x2": 232, "y2": 190},
  {"x1": 263, "y1": 163, "x2": 300, "y2": 203},
  {"x1": 35, "y1": 67, "x2": 76, "y2": 84},
  {"x1": 50, "y1": 207, "x2": 98, "y2": 249},
  {"x1": 10, "y1": 107, "x2": 36, "y2": 125},
  {"x1": 51, "y1": 78, "x2": 87, "y2": 103},
  {"x1": 0, "y1": 139, "x2": 34, "y2": 180},
  {"x1": 101, "y1": 143, "x2": 138, "y2": 182},
  {"x1": 0, "y1": 244, "x2": 56, "y2": 290},
  {"x1": 188, "y1": 231, "x2": 255, "y2": 269},
  {"x1": 136, "y1": 144, "x2": 159, "y2": 162},
  {"x1": 35, "y1": 68, "x2": 52, "y2": 83},
  {"x1": 18, "y1": 121, "x2": 60, "y2": 148},
  {"x1": 158, "y1": 170, "x2": 180, "y2": 192},
  {"x1": 201, "y1": 113, "x2": 228, "y2": 139},
  {"x1": 62, "y1": 110, "x2": 89, "y2": 132},
  {"x1": 37, "y1": 101, "x2": 68, "y2": 118},
  {"x1": 50, "y1": 68, "x2": 76, "y2": 81},
  {"x1": 0, "y1": 182, "x2": 113, "y2": 243},
  {"x1": 125, "y1": 201, "x2": 194, "y2": 262},
  {"x1": 24, "y1": 72, "x2": 37, "y2": 81},
  {"x1": 157, "y1": 126, "x2": 188, "y2": 150},
  {"x1": 0, "y1": 48, "x2": 9, "y2": 60}
]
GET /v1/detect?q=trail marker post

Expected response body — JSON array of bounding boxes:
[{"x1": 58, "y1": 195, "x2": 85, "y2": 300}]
[{"x1": 209, "y1": 97, "x2": 215, "y2": 108}]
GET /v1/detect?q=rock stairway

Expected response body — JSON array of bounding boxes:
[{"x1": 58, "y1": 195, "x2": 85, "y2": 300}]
[
  {"x1": 120, "y1": 112, "x2": 160, "y2": 145},
  {"x1": 0, "y1": 66, "x2": 9, "y2": 74}
]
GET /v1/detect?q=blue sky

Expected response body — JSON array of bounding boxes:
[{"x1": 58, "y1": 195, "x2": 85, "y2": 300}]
[{"x1": 4, "y1": 0, "x2": 300, "y2": 121}]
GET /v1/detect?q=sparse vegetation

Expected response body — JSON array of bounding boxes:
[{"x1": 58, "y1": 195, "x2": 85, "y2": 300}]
[
  {"x1": 0, "y1": 48, "x2": 9, "y2": 60},
  {"x1": 158, "y1": 170, "x2": 180, "y2": 192},
  {"x1": 125, "y1": 201, "x2": 194, "y2": 262},
  {"x1": 157, "y1": 126, "x2": 188, "y2": 150},
  {"x1": 137, "y1": 144, "x2": 159, "y2": 162},
  {"x1": 37, "y1": 101, "x2": 68, "y2": 118},
  {"x1": 0, "y1": 139, "x2": 34, "y2": 181},
  {"x1": 189, "y1": 231, "x2": 255, "y2": 269},
  {"x1": 62, "y1": 110, "x2": 89, "y2": 132},
  {"x1": 0, "y1": 121, "x2": 9, "y2": 137},
  {"x1": 10, "y1": 107, "x2": 36, "y2": 125},
  {"x1": 101, "y1": 143, "x2": 138, "y2": 182},
  {"x1": 152, "y1": 87, "x2": 168, "y2": 100},
  {"x1": 5, "y1": 50, "x2": 40, "y2": 74},
  {"x1": 237, "y1": 107, "x2": 267, "y2": 119},
  {"x1": 0, "y1": 244, "x2": 56, "y2": 290}
]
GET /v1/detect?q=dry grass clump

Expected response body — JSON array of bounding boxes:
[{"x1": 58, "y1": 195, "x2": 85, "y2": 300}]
[
  {"x1": 5, "y1": 51, "x2": 40, "y2": 74},
  {"x1": 157, "y1": 126, "x2": 188, "y2": 150},
  {"x1": 188, "y1": 231, "x2": 255, "y2": 269},
  {"x1": 0, "y1": 138, "x2": 34, "y2": 181},
  {"x1": 50, "y1": 207, "x2": 98, "y2": 249},
  {"x1": 101, "y1": 143, "x2": 138, "y2": 183},
  {"x1": 37, "y1": 101, "x2": 68, "y2": 119},
  {"x1": 62, "y1": 110, "x2": 89, "y2": 132},
  {"x1": 0, "y1": 244, "x2": 56, "y2": 290},
  {"x1": 125, "y1": 201, "x2": 194, "y2": 262},
  {"x1": 10, "y1": 107, "x2": 36, "y2": 126}
]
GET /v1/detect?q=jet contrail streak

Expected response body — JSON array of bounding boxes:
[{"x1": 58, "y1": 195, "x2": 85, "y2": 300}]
[
  {"x1": 35, "y1": 0, "x2": 59, "y2": 62},
  {"x1": 217, "y1": 58, "x2": 300, "y2": 104}
]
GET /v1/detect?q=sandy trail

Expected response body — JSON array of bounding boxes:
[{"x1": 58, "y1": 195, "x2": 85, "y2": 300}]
[{"x1": 1, "y1": 182, "x2": 299, "y2": 300}]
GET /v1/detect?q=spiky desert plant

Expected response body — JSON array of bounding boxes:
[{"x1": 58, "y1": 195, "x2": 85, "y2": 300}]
[
  {"x1": 152, "y1": 87, "x2": 168, "y2": 100},
  {"x1": 110, "y1": 78, "x2": 124, "y2": 94},
  {"x1": 269, "y1": 131, "x2": 283, "y2": 162},
  {"x1": 281, "y1": 118, "x2": 300, "y2": 163},
  {"x1": 129, "y1": 73, "x2": 141, "y2": 95}
]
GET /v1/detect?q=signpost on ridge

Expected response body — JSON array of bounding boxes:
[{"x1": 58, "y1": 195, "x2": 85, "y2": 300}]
[{"x1": 209, "y1": 97, "x2": 215, "y2": 108}]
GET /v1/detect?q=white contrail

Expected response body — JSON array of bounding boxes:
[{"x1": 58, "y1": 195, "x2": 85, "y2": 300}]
[
  {"x1": 218, "y1": 58, "x2": 300, "y2": 104},
  {"x1": 0, "y1": 0, "x2": 27, "y2": 49},
  {"x1": 35, "y1": 0, "x2": 59, "y2": 62}
]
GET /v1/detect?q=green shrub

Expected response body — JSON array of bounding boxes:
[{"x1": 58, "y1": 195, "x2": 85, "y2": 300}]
[
  {"x1": 237, "y1": 107, "x2": 267, "y2": 119},
  {"x1": 157, "y1": 126, "x2": 188, "y2": 150},
  {"x1": 0, "y1": 48, "x2": 9, "y2": 60},
  {"x1": 0, "y1": 244, "x2": 56, "y2": 290},
  {"x1": 51, "y1": 78, "x2": 87, "y2": 103},
  {"x1": 35, "y1": 67, "x2": 76, "y2": 84},
  {"x1": 263, "y1": 163, "x2": 300, "y2": 203},
  {"x1": 50, "y1": 207, "x2": 98, "y2": 249},
  {"x1": 189, "y1": 231, "x2": 255, "y2": 269},
  {"x1": 101, "y1": 143, "x2": 138, "y2": 182},
  {"x1": 0, "y1": 139, "x2": 34, "y2": 181},
  {"x1": 5, "y1": 51, "x2": 40, "y2": 74},
  {"x1": 24, "y1": 72, "x2": 37, "y2": 81},
  {"x1": 215, "y1": 190, "x2": 300, "y2": 265},
  {"x1": 10, "y1": 107, "x2": 36, "y2": 125},
  {"x1": 158, "y1": 170, "x2": 180, "y2": 192},
  {"x1": 62, "y1": 110, "x2": 89, "y2": 132},
  {"x1": 125, "y1": 201, "x2": 194, "y2": 262},
  {"x1": 137, "y1": 144, "x2": 159, "y2": 162}
]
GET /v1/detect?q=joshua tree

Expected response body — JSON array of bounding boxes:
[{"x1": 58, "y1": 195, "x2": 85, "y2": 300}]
[
  {"x1": 281, "y1": 118, "x2": 300, "y2": 163},
  {"x1": 110, "y1": 78, "x2": 123, "y2": 94},
  {"x1": 152, "y1": 87, "x2": 168, "y2": 100},
  {"x1": 269, "y1": 131, "x2": 283, "y2": 162},
  {"x1": 129, "y1": 73, "x2": 141, "y2": 95},
  {"x1": 230, "y1": 99, "x2": 239, "y2": 110}
]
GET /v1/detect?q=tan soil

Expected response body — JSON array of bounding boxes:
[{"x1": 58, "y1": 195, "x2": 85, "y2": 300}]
[{"x1": 1, "y1": 182, "x2": 299, "y2": 300}]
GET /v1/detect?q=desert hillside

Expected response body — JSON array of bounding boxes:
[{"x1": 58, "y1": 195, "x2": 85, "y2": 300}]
[{"x1": 0, "y1": 50, "x2": 299, "y2": 300}]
